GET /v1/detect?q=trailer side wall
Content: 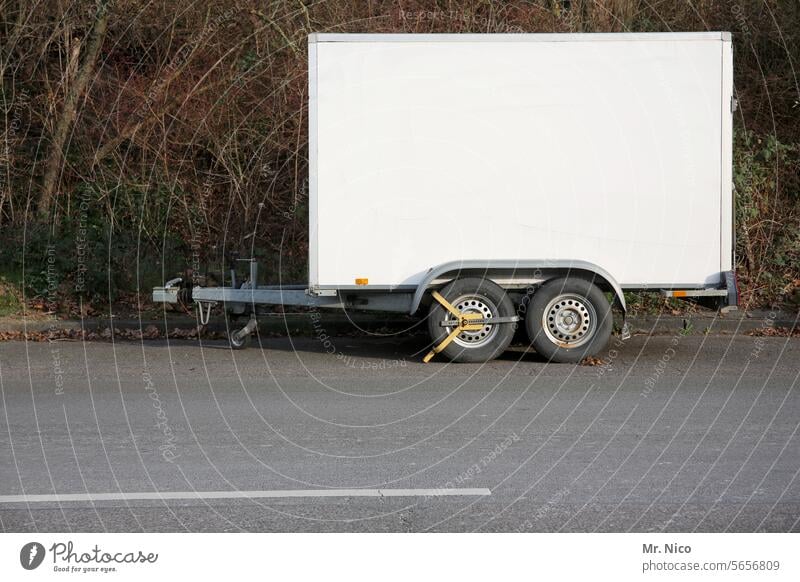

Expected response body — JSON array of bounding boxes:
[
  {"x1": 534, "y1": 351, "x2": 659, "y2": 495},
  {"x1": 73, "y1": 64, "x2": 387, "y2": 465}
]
[{"x1": 309, "y1": 33, "x2": 733, "y2": 289}]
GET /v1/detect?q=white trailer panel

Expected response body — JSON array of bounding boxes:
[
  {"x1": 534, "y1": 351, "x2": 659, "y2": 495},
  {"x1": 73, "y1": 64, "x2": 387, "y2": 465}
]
[{"x1": 308, "y1": 33, "x2": 733, "y2": 289}]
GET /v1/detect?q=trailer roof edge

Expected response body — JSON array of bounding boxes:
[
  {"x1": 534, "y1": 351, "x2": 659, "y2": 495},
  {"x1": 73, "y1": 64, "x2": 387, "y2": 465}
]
[{"x1": 307, "y1": 32, "x2": 730, "y2": 44}]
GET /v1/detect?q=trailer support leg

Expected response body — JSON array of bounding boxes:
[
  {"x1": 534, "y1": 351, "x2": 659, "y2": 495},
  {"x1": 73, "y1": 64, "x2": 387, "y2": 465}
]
[
  {"x1": 240, "y1": 314, "x2": 258, "y2": 340},
  {"x1": 423, "y1": 291, "x2": 483, "y2": 363}
]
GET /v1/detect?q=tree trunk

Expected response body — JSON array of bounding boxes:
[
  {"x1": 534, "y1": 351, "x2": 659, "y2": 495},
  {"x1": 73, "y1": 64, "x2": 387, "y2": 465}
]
[{"x1": 38, "y1": 1, "x2": 110, "y2": 219}]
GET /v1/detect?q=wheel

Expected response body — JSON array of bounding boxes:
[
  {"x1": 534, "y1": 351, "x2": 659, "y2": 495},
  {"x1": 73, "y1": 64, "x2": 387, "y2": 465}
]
[
  {"x1": 426, "y1": 277, "x2": 515, "y2": 363},
  {"x1": 229, "y1": 328, "x2": 251, "y2": 350},
  {"x1": 525, "y1": 277, "x2": 612, "y2": 363}
]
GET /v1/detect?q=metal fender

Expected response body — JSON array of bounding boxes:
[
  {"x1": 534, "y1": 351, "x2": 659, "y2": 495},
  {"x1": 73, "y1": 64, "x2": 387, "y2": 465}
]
[{"x1": 410, "y1": 260, "x2": 627, "y2": 316}]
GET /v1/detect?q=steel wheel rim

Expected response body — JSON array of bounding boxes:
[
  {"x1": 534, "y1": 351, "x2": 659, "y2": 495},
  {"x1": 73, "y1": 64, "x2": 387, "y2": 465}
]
[
  {"x1": 442, "y1": 293, "x2": 499, "y2": 349},
  {"x1": 541, "y1": 293, "x2": 596, "y2": 348}
]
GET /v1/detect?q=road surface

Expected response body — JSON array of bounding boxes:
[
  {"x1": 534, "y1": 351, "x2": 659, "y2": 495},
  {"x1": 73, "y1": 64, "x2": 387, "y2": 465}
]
[{"x1": 0, "y1": 332, "x2": 798, "y2": 532}]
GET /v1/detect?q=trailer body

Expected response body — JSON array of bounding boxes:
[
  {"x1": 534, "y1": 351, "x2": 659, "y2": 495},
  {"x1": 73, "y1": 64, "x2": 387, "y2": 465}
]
[
  {"x1": 154, "y1": 32, "x2": 737, "y2": 362},
  {"x1": 308, "y1": 32, "x2": 734, "y2": 291}
]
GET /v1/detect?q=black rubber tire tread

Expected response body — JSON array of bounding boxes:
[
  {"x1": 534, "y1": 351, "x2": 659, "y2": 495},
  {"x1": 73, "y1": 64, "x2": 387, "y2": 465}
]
[
  {"x1": 229, "y1": 328, "x2": 251, "y2": 350},
  {"x1": 525, "y1": 277, "x2": 612, "y2": 363},
  {"x1": 426, "y1": 277, "x2": 516, "y2": 363}
]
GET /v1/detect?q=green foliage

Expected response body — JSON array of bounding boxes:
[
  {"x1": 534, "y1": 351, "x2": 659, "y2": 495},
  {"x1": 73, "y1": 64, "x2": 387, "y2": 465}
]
[
  {"x1": 733, "y1": 129, "x2": 800, "y2": 307},
  {"x1": 622, "y1": 291, "x2": 692, "y2": 316},
  {"x1": 0, "y1": 183, "x2": 187, "y2": 304},
  {"x1": 0, "y1": 279, "x2": 22, "y2": 317}
]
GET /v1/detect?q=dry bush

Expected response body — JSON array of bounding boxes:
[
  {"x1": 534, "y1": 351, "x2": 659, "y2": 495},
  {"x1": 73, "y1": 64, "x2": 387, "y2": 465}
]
[{"x1": 0, "y1": 0, "x2": 797, "y2": 308}]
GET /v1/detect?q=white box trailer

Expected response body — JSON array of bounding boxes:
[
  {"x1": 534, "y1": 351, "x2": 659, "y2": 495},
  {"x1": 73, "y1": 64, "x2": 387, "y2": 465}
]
[{"x1": 153, "y1": 32, "x2": 737, "y2": 363}]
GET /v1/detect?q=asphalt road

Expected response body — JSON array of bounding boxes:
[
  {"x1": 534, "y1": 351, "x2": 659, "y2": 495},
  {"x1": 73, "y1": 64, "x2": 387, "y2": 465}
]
[{"x1": 0, "y1": 332, "x2": 798, "y2": 532}]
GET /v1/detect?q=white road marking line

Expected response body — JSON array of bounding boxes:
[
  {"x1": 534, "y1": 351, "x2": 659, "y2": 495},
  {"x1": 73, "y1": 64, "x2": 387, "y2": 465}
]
[{"x1": 0, "y1": 488, "x2": 491, "y2": 503}]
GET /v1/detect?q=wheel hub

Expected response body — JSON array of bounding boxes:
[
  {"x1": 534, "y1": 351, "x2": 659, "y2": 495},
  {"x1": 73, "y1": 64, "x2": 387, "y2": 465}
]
[
  {"x1": 442, "y1": 294, "x2": 499, "y2": 348},
  {"x1": 542, "y1": 294, "x2": 596, "y2": 347}
]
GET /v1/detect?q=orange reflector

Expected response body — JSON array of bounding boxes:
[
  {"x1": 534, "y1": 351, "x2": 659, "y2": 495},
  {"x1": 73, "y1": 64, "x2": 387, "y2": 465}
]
[
  {"x1": 355, "y1": 278, "x2": 369, "y2": 286},
  {"x1": 673, "y1": 290, "x2": 688, "y2": 297}
]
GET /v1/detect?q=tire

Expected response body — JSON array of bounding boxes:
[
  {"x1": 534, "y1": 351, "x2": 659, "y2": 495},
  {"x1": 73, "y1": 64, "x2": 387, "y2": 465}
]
[
  {"x1": 229, "y1": 328, "x2": 251, "y2": 350},
  {"x1": 525, "y1": 277, "x2": 612, "y2": 363},
  {"x1": 426, "y1": 277, "x2": 515, "y2": 363}
]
